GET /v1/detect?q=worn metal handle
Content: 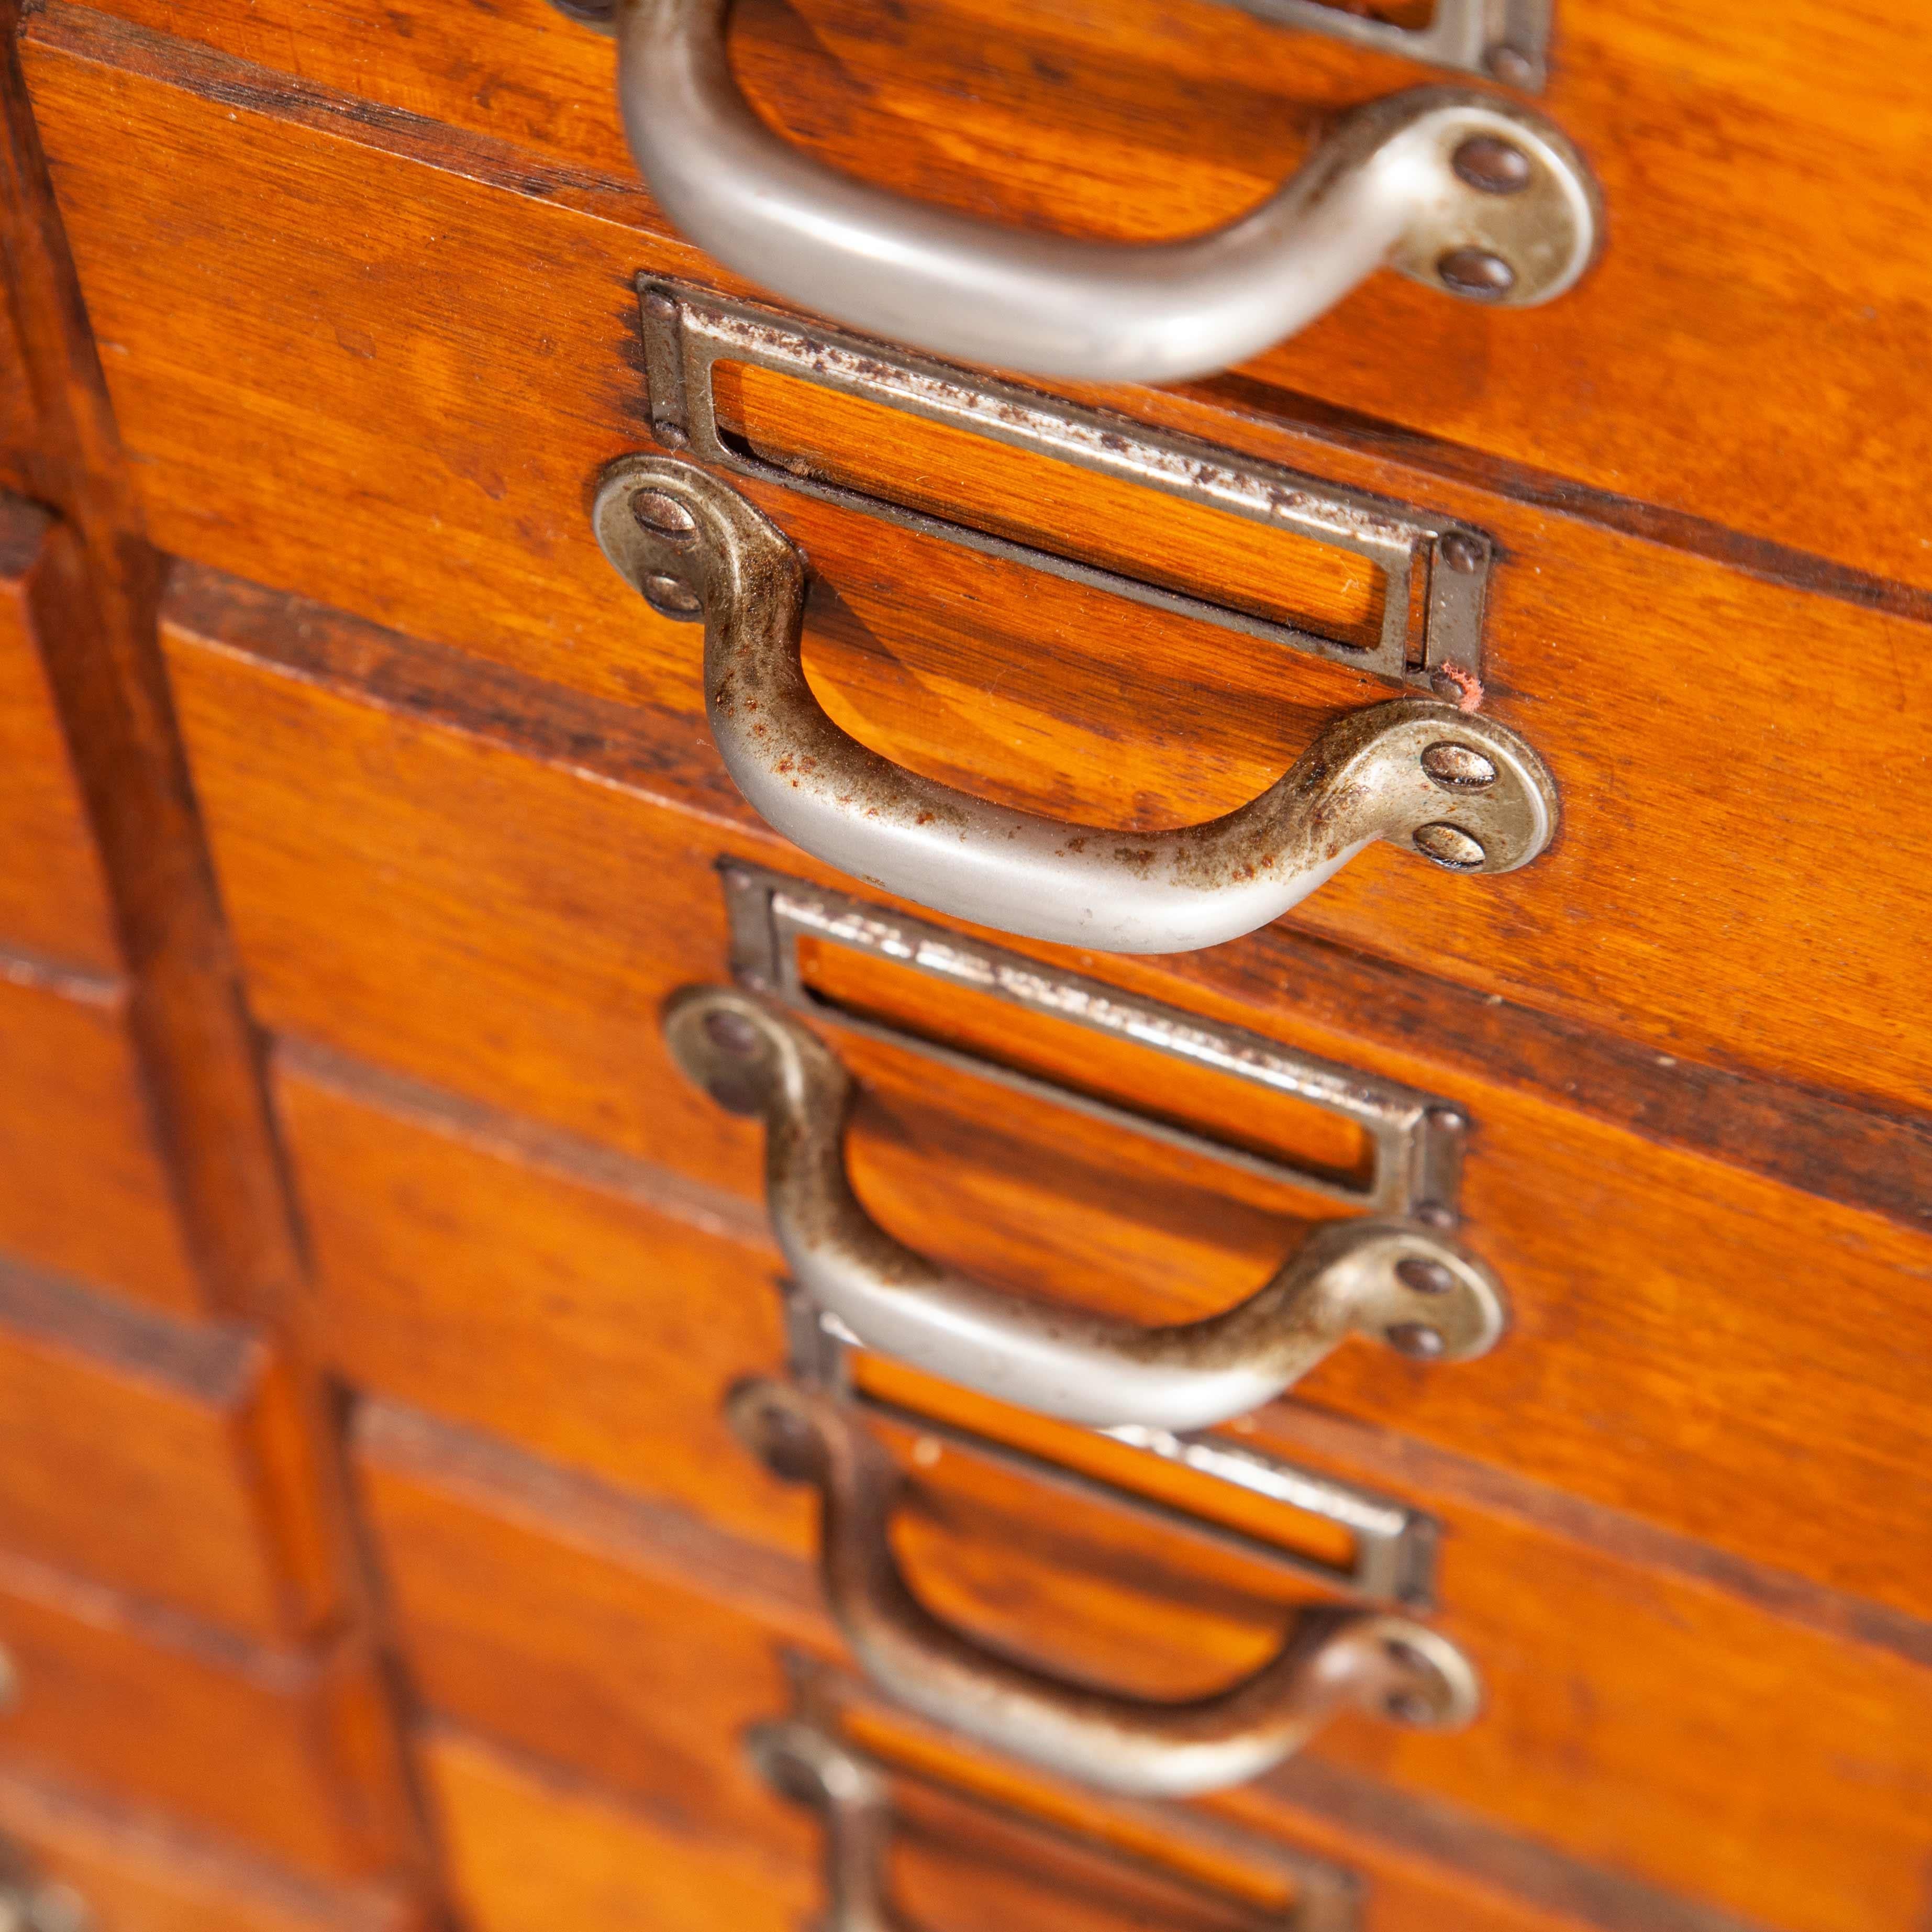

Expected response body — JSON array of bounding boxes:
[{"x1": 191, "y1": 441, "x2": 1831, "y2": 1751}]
[
  {"x1": 668, "y1": 987, "x2": 1505, "y2": 1433},
  {"x1": 748, "y1": 1715, "x2": 1361, "y2": 1931},
  {"x1": 595, "y1": 455, "x2": 1560, "y2": 956},
  {"x1": 730, "y1": 1381, "x2": 1479, "y2": 1797},
  {"x1": 610, "y1": 0, "x2": 1598, "y2": 382}
]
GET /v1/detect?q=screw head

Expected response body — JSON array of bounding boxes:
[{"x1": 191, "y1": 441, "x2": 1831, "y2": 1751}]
[
  {"x1": 630, "y1": 490, "x2": 696, "y2": 541},
  {"x1": 702, "y1": 1008, "x2": 762, "y2": 1058},
  {"x1": 1396, "y1": 1256, "x2": 1458, "y2": 1297},
  {"x1": 1485, "y1": 42, "x2": 1537, "y2": 87},
  {"x1": 642, "y1": 572, "x2": 703, "y2": 622},
  {"x1": 1413, "y1": 823, "x2": 1486, "y2": 871},
  {"x1": 1437, "y1": 248, "x2": 1517, "y2": 301},
  {"x1": 1385, "y1": 1320, "x2": 1447, "y2": 1360},
  {"x1": 1420, "y1": 742, "x2": 1498, "y2": 792},
  {"x1": 1452, "y1": 136, "x2": 1534, "y2": 196},
  {"x1": 1436, "y1": 531, "x2": 1486, "y2": 575}
]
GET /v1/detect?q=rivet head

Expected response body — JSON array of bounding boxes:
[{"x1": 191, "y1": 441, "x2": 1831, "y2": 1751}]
[
  {"x1": 651, "y1": 420, "x2": 691, "y2": 450},
  {"x1": 1385, "y1": 1320, "x2": 1447, "y2": 1360},
  {"x1": 1485, "y1": 42, "x2": 1536, "y2": 88},
  {"x1": 1437, "y1": 531, "x2": 1486, "y2": 574},
  {"x1": 1452, "y1": 135, "x2": 1534, "y2": 195},
  {"x1": 641, "y1": 289, "x2": 680, "y2": 321},
  {"x1": 1426, "y1": 1105, "x2": 1468, "y2": 1135},
  {"x1": 1414, "y1": 1201, "x2": 1457, "y2": 1230},
  {"x1": 1420, "y1": 742, "x2": 1499, "y2": 792},
  {"x1": 631, "y1": 490, "x2": 696, "y2": 540},
  {"x1": 702, "y1": 1008, "x2": 762, "y2": 1058},
  {"x1": 642, "y1": 572, "x2": 703, "y2": 622},
  {"x1": 1383, "y1": 1636, "x2": 1441, "y2": 1723},
  {"x1": 1396, "y1": 1256, "x2": 1458, "y2": 1297},
  {"x1": 1413, "y1": 823, "x2": 1487, "y2": 871},
  {"x1": 1437, "y1": 248, "x2": 1517, "y2": 300}
]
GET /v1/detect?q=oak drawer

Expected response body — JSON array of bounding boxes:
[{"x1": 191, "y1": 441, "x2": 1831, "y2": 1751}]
[
  {"x1": 23, "y1": 21, "x2": 1932, "y2": 1123},
  {"x1": 266, "y1": 1026, "x2": 1932, "y2": 1929},
  {"x1": 157, "y1": 571, "x2": 1932, "y2": 1622},
  {"x1": 0, "y1": 1555, "x2": 401, "y2": 1882},
  {"x1": 32, "y1": 0, "x2": 1932, "y2": 597},
  {"x1": 363, "y1": 1403, "x2": 1708, "y2": 1932},
  {"x1": 0, "y1": 1260, "x2": 339, "y2": 1641}
]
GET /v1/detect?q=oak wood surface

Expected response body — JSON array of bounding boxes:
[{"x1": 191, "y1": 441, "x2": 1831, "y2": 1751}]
[
  {"x1": 0, "y1": 1257, "x2": 345, "y2": 1641},
  {"x1": 160, "y1": 598, "x2": 1932, "y2": 1623},
  {"x1": 0, "y1": 966, "x2": 203, "y2": 1313},
  {"x1": 43, "y1": 0, "x2": 1932, "y2": 597},
  {"x1": 26, "y1": 14, "x2": 1932, "y2": 1125},
  {"x1": 0, "y1": 1551, "x2": 403, "y2": 1882},
  {"x1": 0, "y1": 494, "x2": 119, "y2": 970},
  {"x1": 0, "y1": 1764, "x2": 425, "y2": 1932},
  {"x1": 354, "y1": 1399, "x2": 1917, "y2": 1932}
]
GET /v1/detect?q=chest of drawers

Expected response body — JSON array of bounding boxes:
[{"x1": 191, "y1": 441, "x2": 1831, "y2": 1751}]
[{"x1": 1, "y1": 2, "x2": 1928, "y2": 1929}]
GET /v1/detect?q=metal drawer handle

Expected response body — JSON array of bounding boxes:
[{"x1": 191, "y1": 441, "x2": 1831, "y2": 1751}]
[
  {"x1": 730, "y1": 1380, "x2": 1479, "y2": 1798},
  {"x1": 596, "y1": 455, "x2": 1560, "y2": 957},
  {"x1": 668, "y1": 987, "x2": 1505, "y2": 1433},
  {"x1": 609, "y1": 0, "x2": 1599, "y2": 382},
  {"x1": 749, "y1": 1715, "x2": 1362, "y2": 1930}
]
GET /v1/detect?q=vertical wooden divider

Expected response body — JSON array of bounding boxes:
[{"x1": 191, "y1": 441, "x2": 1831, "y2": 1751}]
[{"x1": 0, "y1": 5, "x2": 454, "y2": 1921}]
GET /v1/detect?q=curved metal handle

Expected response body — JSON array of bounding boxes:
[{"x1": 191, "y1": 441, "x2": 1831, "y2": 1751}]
[
  {"x1": 595, "y1": 455, "x2": 1560, "y2": 956},
  {"x1": 668, "y1": 987, "x2": 1505, "y2": 1433},
  {"x1": 610, "y1": 0, "x2": 1600, "y2": 383},
  {"x1": 730, "y1": 1381, "x2": 1479, "y2": 1797}
]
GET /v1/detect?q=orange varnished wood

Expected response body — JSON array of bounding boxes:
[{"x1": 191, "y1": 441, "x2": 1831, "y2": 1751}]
[
  {"x1": 0, "y1": 1551, "x2": 406, "y2": 1882},
  {"x1": 0, "y1": 1765, "x2": 425, "y2": 1932},
  {"x1": 163, "y1": 602, "x2": 1932, "y2": 1623},
  {"x1": 353, "y1": 1399, "x2": 1932, "y2": 1932},
  {"x1": 0, "y1": 494, "x2": 118, "y2": 970},
  {"x1": 41, "y1": 0, "x2": 1932, "y2": 597},
  {"x1": 25, "y1": 23, "x2": 1932, "y2": 1120},
  {"x1": 0, "y1": 1259, "x2": 344, "y2": 1641},
  {"x1": 0, "y1": 970, "x2": 203, "y2": 1313}
]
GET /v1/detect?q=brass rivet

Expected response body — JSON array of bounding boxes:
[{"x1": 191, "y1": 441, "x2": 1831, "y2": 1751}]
[
  {"x1": 1413, "y1": 823, "x2": 1487, "y2": 870},
  {"x1": 631, "y1": 490, "x2": 697, "y2": 540},
  {"x1": 1421, "y1": 742, "x2": 1499, "y2": 792},
  {"x1": 1385, "y1": 1321, "x2": 1447, "y2": 1359},
  {"x1": 1437, "y1": 248, "x2": 1517, "y2": 299},
  {"x1": 1396, "y1": 1257, "x2": 1458, "y2": 1297},
  {"x1": 1452, "y1": 135, "x2": 1533, "y2": 195},
  {"x1": 1437, "y1": 531, "x2": 1486, "y2": 574},
  {"x1": 1485, "y1": 42, "x2": 1536, "y2": 87},
  {"x1": 642, "y1": 572, "x2": 703, "y2": 621}
]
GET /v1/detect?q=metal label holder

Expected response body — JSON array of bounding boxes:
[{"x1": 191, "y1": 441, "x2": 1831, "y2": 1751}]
[
  {"x1": 787, "y1": 1290, "x2": 1440, "y2": 1614},
  {"x1": 721, "y1": 861, "x2": 1469, "y2": 1224},
  {"x1": 639, "y1": 277, "x2": 1495, "y2": 689}
]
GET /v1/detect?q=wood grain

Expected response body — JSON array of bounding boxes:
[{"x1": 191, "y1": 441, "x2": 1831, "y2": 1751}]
[
  {"x1": 0, "y1": 965, "x2": 203, "y2": 1313},
  {"x1": 0, "y1": 1764, "x2": 425, "y2": 1932},
  {"x1": 0, "y1": 494, "x2": 119, "y2": 971},
  {"x1": 0, "y1": 1551, "x2": 402, "y2": 1882},
  {"x1": 165, "y1": 603, "x2": 1932, "y2": 1623},
  {"x1": 42, "y1": 0, "x2": 1932, "y2": 596},
  {"x1": 26, "y1": 20, "x2": 1932, "y2": 1122},
  {"x1": 0, "y1": 1257, "x2": 346, "y2": 1641},
  {"x1": 356, "y1": 1400, "x2": 1917, "y2": 1932}
]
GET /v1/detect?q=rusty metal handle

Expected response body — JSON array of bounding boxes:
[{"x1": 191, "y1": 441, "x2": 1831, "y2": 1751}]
[
  {"x1": 595, "y1": 453, "x2": 1560, "y2": 956},
  {"x1": 607, "y1": 0, "x2": 1598, "y2": 383},
  {"x1": 668, "y1": 988, "x2": 1506, "y2": 1433},
  {"x1": 730, "y1": 1381, "x2": 1479, "y2": 1798}
]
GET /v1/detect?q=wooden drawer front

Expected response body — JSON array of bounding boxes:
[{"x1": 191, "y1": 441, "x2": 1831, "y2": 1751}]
[
  {"x1": 0, "y1": 494, "x2": 116, "y2": 973},
  {"x1": 32, "y1": 0, "x2": 1932, "y2": 597},
  {"x1": 0, "y1": 1554, "x2": 397, "y2": 1882},
  {"x1": 26, "y1": 24, "x2": 1932, "y2": 1123},
  {"x1": 0, "y1": 972, "x2": 202, "y2": 1315},
  {"x1": 0, "y1": 1260, "x2": 337, "y2": 1641},
  {"x1": 369, "y1": 1415, "x2": 1620, "y2": 1932},
  {"x1": 162, "y1": 582, "x2": 1932, "y2": 1622},
  {"x1": 0, "y1": 1766, "x2": 419, "y2": 1932},
  {"x1": 291, "y1": 1031, "x2": 1932, "y2": 1932}
]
